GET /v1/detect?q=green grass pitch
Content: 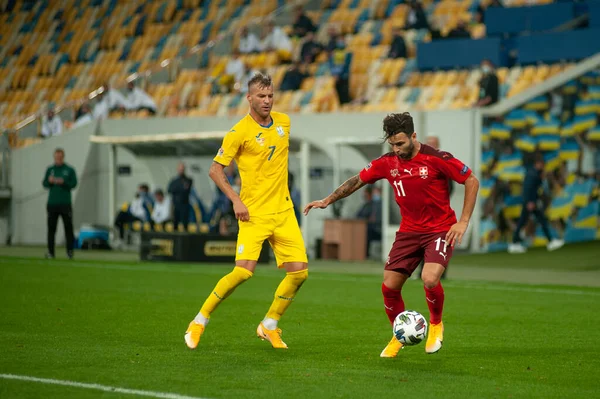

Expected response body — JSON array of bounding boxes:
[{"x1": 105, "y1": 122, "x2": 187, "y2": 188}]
[{"x1": 0, "y1": 243, "x2": 599, "y2": 398}]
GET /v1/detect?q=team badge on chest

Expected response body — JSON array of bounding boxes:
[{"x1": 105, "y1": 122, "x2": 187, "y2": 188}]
[
  {"x1": 419, "y1": 166, "x2": 428, "y2": 179},
  {"x1": 276, "y1": 125, "x2": 285, "y2": 137}
]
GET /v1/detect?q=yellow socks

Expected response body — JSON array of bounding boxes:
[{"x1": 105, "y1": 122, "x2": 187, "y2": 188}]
[
  {"x1": 198, "y1": 266, "x2": 253, "y2": 321},
  {"x1": 264, "y1": 269, "x2": 308, "y2": 324}
]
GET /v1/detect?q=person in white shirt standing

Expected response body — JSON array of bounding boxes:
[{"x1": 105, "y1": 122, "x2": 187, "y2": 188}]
[
  {"x1": 238, "y1": 26, "x2": 260, "y2": 54},
  {"x1": 41, "y1": 107, "x2": 63, "y2": 138},
  {"x1": 126, "y1": 81, "x2": 157, "y2": 115},
  {"x1": 260, "y1": 20, "x2": 292, "y2": 61},
  {"x1": 151, "y1": 189, "x2": 172, "y2": 227}
]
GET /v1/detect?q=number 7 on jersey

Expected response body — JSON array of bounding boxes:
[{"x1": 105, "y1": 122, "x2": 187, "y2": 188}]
[{"x1": 267, "y1": 145, "x2": 276, "y2": 161}]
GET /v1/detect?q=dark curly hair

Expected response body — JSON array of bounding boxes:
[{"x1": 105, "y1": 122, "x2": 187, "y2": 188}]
[{"x1": 382, "y1": 112, "x2": 414, "y2": 140}]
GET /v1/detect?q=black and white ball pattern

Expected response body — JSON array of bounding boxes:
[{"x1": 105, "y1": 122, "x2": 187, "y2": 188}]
[{"x1": 393, "y1": 310, "x2": 428, "y2": 346}]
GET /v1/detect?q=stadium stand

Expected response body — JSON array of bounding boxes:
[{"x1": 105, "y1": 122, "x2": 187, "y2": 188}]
[
  {"x1": 2, "y1": 0, "x2": 600, "y2": 147},
  {"x1": 479, "y1": 70, "x2": 600, "y2": 251},
  {"x1": 1, "y1": 0, "x2": 598, "y2": 249}
]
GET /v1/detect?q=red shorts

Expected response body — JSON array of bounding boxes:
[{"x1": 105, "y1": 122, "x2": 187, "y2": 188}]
[{"x1": 385, "y1": 231, "x2": 453, "y2": 276}]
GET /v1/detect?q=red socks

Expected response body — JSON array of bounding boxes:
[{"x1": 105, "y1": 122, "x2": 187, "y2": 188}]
[
  {"x1": 381, "y1": 283, "x2": 405, "y2": 325},
  {"x1": 424, "y1": 282, "x2": 445, "y2": 325}
]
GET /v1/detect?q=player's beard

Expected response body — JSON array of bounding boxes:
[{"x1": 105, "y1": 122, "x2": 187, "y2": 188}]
[{"x1": 397, "y1": 141, "x2": 415, "y2": 160}]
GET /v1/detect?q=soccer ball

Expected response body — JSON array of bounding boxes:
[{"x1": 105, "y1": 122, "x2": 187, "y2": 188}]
[{"x1": 393, "y1": 310, "x2": 428, "y2": 346}]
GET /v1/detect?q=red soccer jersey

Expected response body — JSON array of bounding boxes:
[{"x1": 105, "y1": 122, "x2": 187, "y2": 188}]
[{"x1": 359, "y1": 144, "x2": 472, "y2": 233}]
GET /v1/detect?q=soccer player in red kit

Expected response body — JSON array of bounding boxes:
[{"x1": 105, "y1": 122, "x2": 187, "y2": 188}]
[{"x1": 304, "y1": 112, "x2": 479, "y2": 357}]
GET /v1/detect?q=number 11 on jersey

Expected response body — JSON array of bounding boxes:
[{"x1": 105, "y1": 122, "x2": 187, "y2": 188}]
[{"x1": 393, "y1": 180, "x2": 406, "y2": 197}]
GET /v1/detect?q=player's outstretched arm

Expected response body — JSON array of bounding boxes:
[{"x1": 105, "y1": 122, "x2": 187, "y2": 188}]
[
  {"x1": 446, "y1": 174, "x2": 479, "y2": 247},
  {"x1": 303, "y1": 174, "x2": 366, "y2": 215},
  {"x1": 208, "y1": 161, "x2": 249, "y2": 221}
]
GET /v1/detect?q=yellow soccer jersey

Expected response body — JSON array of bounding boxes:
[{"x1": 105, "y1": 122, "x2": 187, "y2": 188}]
[{"x1": 214, "y1": 111, "x2": 293, "y2": 217}]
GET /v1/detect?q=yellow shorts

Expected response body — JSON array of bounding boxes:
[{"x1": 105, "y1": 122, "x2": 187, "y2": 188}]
[{"x1": 236, "y1": 207, "x2": 308, "y2": 267}]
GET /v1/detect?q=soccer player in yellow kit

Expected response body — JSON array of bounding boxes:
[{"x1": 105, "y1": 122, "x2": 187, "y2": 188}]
[{"x1": 185, "y1": 73, "x2": 308, "y2": 350}]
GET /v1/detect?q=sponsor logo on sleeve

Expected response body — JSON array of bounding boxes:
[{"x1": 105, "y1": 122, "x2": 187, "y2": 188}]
[
  {"x1": 217, "y1": 147, "x2": 224, "y2": 157},
  {"x1": 365, "y1": 162, "x2": 372, "y2": 170},
  {"x1": 460, "y1": 164, "x2": 469, "y2": 175}
]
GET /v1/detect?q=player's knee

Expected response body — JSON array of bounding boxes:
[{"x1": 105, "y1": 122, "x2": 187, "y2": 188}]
[
  {"x1": 288, "y1": 268, "x2": 308, "y2": 285},
  {"x1": 421, "y1": 274, "x2": 439, "y2": 289},
  {"x1": 232, "y1": 266, "x2": 254, "y2": 281}
]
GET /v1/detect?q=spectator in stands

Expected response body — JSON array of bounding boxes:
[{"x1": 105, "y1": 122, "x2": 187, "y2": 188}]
[
  {"x1": 475, "y1": 59, "x2": 499, "y2": 107},
  {"x1": 405, "y1": 1, "x2": 430, "y2": 30},
  {"x1": 300, "y1": 31, "x2": 322, "y2": 64},
  {"x1": 292, "y1": 5, "x2": 316, "y2": 38},
  {"x1": 41, "y1": 106, "x2": 63, "y2": 138},
  {"x1": 329, "y1": 38, "x2": 351, "y2": 104},
  {"x1": 574, "y1": 133, "x2": 600, "y2": 179},
  {"x1": 238, "y1": 26, "x2": 261, "y2": 54},
  {"x1": 324, "y1": 25, "x2": 342, "y2": 53},
  {"x1": 508, "y1": 154, "x2": 564, "y2": 254},
  {"x1": 548, "y1": 88, "x2": 564, "y2": 120},
  {"x1": 222, "y1": 49, "x2": 245, "y2": 92},
  {"x1": 388, "y1": 27, "x2": 407, "y2": 59},
  {"x1": 71, "y1": 103, "x2": 93, "y2": 129},
  {"x1": 168, "y1": 162, "x2": 193, "y2": 231},
  {"x1": 288, "y1": 172, "x2": 302, "y2": 226},
  {"x1": 260, "y1": 20, "x2": 293, "y2": 61},
  {"x1": 355, "y1": 186, "x2": 382, "y2": 258},
  {"x1": 448, "y1": 20, "x2": 471, "y2": 39},
  {"x1": 280, "y1": 62, "x2": 307, "y2": 91},
  {"x1": 43, "y1": 148, "x2": 77, "y2": 259},
  {"x1": 92, "y1": 91, "x2": 109, "y2": 120},
  {"x1": 101, "y1": 82, "x2": 130, "y2": 112},
  {"x1": 126, "y1": 81, "x2": 157, "y2": 115},
  {"x1": 151, "y1": 189, "x2": 171, "y2": 227}
]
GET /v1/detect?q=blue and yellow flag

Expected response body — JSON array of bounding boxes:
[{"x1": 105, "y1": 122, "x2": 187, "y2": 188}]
[
  {"x1": 574, "y1": 99, "x2": 600, "y2": 116},
  {"x1": 490, "y1": 122, "x2": 511, "y2": 140},
  {"x1": 523, "y1": 95, "x2": 548, "y2": 111},
  {"x1": 537, "y1": 134, "x2": 561, "y2": 151},
  {"x1": 573, "y1": 200, "x2": 599, "y2": 229},
  {"x1": 573, "y1": 114, "x2": 597, "y2": 134},
  {"x1": 515, "y1": 135, "x2": 537, "y2": 152},
  {"x1": 504, "y1": 109, "x2": 529, "y2": 129},
  {"x1": 547, "y1": 192, "x2": 574, "y2": 221},
  {"x1": 531, "y1": 118, "x2": 560, "y2": 136},
  {"x1": 587, "y1": 127, "x2": 600, "y2": 141},
  {"x1": 559, "y1": 139, "x2": 580, "y2": 161},
  {"x1": 502, "y1": 195, "x2": 523, "y2": 219},
  {"x1": 543, "y1": 150, "x2": 562, "y2": 171}
]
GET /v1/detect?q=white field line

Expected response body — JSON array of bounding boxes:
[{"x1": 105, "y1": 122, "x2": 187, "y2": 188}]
[{"x1": 0, "y1": 374, "x2": 211, "y2": 399}]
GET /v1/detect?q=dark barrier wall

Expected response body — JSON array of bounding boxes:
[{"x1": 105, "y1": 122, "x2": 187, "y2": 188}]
[
  {"x1": 140, "y1": 232, "x2": 270, "y2": 263},
  {"x1": 485, "y1": 3, "x2": 575, "y2": 35},
  {"x1": 590, "y1": 1, "x2": 600, "y2": 28},
  {"x1": 417, "y1": 37, "x2": 501, "y2": 70},
  {"x1": 517, "y1": 28, "x2": 600, "y2": 64}
]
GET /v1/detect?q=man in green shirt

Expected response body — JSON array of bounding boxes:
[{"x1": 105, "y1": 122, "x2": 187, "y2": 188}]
[{"x1": 42, "y1": 148, "x2": 78, "y2": 259}]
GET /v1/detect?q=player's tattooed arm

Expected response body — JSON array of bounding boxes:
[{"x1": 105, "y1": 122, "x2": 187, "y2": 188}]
[
  {"x1": 324, "y1": 174, "x2": 366, "y2": 205},
  {"x1": 304, "y1": 175, "x2": 366, "y2": 215}
]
